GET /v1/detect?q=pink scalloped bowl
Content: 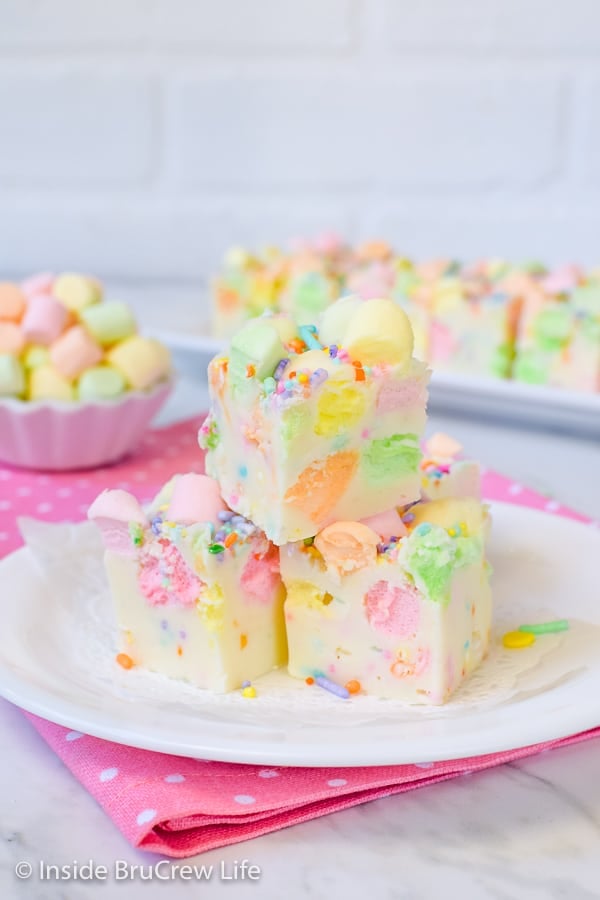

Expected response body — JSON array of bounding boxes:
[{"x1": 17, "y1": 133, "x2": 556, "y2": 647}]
[{"x1": 0, "y1": 381, "x2": 172, "y2": 471}]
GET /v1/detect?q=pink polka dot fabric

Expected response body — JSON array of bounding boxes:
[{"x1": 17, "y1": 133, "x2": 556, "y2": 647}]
[
  {"x1": 20, "y1": 715, "x2": 600, "y2": 857},
  {"x1": 1, "y1": 416, "x2": 599, "y2": 858}
]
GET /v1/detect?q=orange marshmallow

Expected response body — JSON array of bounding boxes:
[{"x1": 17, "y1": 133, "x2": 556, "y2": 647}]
[
  {"x1": 0, "y1": 283, "x2": 26, "y2": 322},
  {"x1": 0, "y1": 322, "x2": 25, "y2": 354},
  {"x1": 107, "y1": 336, "x2": 171, "y2": 390},
  {"x1": 50, "y1": 325, "x2": 103, "y2": 380}
]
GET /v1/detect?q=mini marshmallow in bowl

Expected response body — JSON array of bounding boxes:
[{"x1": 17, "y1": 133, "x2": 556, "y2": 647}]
[{"x1": 0, "y1": 274, "x2": 173, "y2": 471}]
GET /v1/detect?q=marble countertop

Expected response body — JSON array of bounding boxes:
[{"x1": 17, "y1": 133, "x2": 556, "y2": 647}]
[{"x1": 1, "y1": 370, "x2": 599, "y2": 900}]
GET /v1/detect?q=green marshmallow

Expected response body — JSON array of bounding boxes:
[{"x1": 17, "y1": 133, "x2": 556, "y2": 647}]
[
  {"x1": 513, "y1": 350, "x2": 550, "y2": 385},
  {"x1": 22, "y1": 345, "x2": 50, "y2": 370},
  {"x1": 0, "y1": 353, "x2": 25, "y2": 397},
  {"x1": 404, "y1": 527, "x2": 481, "y2": 605},
  {"x1": 290, "y1": 272, "x2": 332, "y2": 322},
  {"x1": 80, "y1": 301, "x2": 137, "y2": 347},
  {"x1": 229, "y1": 319, "x2": 285, "y2": 390},
  {"x1": 362, "y1": 433, "x2": 421, "y2": 483},
  {"x1": 533, "y1": 306, "x2": 572, "y2": 351},
  {"x1": 281, "y1": 405, "x2": 311, "y2": 443},
  {"x1": 77, "y1": 365, "x2": 126, "y2": 401},
  {"x1": 404, "y1": 527, "x2": 457, "y2": 604}
]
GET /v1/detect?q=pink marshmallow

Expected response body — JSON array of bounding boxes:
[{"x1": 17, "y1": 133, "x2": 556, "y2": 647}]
[
  {"x1": 425, "y1": 432, "x2": 463, "y2": 459},
  {"x1": 241, "y1": 545, "x2": 280, "y2": 605},
  {"x1": 88, "y1": 489, "x2": 149, "y2": 557},
  {"x1": 50, "y1": 325, "x2": 103, "y2": 379},
  {"x1": 0, "y1": 322, "x2": 25, "y2": 354},
  {"x1": 313, "y1": 231, "x2": 343, "y2": 255},
  {"x1": 88, "y1": 489, "x2": 148, "y2": 525},
  {"x1": 22, "y1": 293, "x2": 69, "y2": 346},
  {"x1": 20, "y1": 272, "x2": 55, "y2": 299},
  {"x1": 166, "y1": 474, "x2": 227, "y2": 525},
  {"x1": 360, "y1": 508, "x2": 408, "y2": 540}
]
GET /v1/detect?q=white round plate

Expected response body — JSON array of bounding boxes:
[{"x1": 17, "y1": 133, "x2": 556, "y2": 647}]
[{"x1": 0, "y1": 502, "x2": 598, "y2": 767}]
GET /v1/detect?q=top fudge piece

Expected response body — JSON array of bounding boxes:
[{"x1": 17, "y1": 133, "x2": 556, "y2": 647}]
[{"x1": 200, "y1": 296, "x2": 430, "y2": 545}]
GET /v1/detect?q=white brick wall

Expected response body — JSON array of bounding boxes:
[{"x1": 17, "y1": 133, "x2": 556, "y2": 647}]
[{"x1": 0, "y1": 0, "x2": 599, "y2": 287}]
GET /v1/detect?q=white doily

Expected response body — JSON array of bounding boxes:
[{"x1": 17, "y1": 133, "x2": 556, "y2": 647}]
[{"x1": 18, "y1": 517, "x2": 595, "y2": 730}]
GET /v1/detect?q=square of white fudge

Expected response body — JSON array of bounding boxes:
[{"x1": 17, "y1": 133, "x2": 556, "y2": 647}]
[
  {"x1": 89, "y1": 475, "x2": 287, "y2": 692},
  {"x1": 201, "y1": 297, "x2": 429, "y2": 545},
  {"x1": 280, "y1": 497, "x2": 492, "y2": 704}
]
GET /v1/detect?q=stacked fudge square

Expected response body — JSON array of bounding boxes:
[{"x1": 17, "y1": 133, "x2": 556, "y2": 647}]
[{"x1": 91, "y1": 296, "x2": 492, "y2": 704}]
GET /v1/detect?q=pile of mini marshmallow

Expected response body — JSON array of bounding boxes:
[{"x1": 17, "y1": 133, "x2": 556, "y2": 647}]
[{"x1": 0, "y1": 274, "x2": 171, "y2": 402}]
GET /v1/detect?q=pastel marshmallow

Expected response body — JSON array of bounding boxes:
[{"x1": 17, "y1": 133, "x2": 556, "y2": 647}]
[
  {"x1": 53, "y1": 273, "x2": 102, "y2": 312},
  {"x1": 88, "y1": 489, "x2": 149, "y2": 556},
  {"x1": 425, "y1": 433, "x2": 463, "y2": 459},
  {"x1": 50, "y1": 326, "x2": 103, "y2": 379},
  {"x1": 0, "y1": 283, "x2": 26, "y2": 322},
  {"x1": 107, "y1": 336, "x2": 171, "y2": 390},
  {"x1": 21, "y1": 293, "x2": 69, "y2": 345},
  {"x1": 360, "y1": 507, "x2": 408, "y2": 540},
  {"x1": 0, "y1": 353, "x2": 26, "y2": 397},
  {"x1": 28, "y1": 364, "x2": 75, "y2": 402},
  {"x1": 77, "y1": 365, "x2": 127, "y2": 401},
  {"x1": 20, "y1": 272, "x2": 55, "y2": 299},
  {"x1": 0, "y1": 322, "x2": 25, "y2": 354},
  {"x1": 166, "y1": 474, "x2": 228, "y2": 525},
  {"x1": 80, "y1": 301, "x2": 137, "y2": 347},
  {"x1": 22, "y1": 345, "x2": 51, "y2": 370}
]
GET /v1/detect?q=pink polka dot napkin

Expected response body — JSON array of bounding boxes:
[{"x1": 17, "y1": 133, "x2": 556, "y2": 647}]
[
  {"x1": 1, "y1": 416, "x2": 599, "y2": 858},
  {"x1": 21, "y1": 715, "x2": 600, "y2": 857}
]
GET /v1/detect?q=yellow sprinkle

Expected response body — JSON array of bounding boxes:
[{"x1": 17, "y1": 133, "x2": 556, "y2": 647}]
[
  {"x1": 448, "y1": 528, "x2": 456, "y2": 537},
  {"x1": 298, "y1": 373, "x2": 309, "y2": 384},
  {"x1": 181, "y1": 529, "x2": 188, "y2": 537},
  {"x1": 165, "y1": 520, "x2": 176, "y2": 528},
  {"x1": 459, "y1": 521, "x2": 468, "y2": 536},
  {"x1": 502, "y1": 630, "x2": 536, "y2": 649},
  {"x1": 240, "y1": 633, "x2": 248, "y2": 650},
  {"x1": 124, "y1": 630, "x2": 134, "y2": 645},
  {"x1": 242, "y1": 686, "x2": 257, "y2": 698}
]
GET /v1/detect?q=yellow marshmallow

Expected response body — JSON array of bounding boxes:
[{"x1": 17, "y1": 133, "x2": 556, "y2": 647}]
[
  {"x1": 107, "y1": 336, "x2": 171, "y2": 390},
  {"x1": 53, "y1": 273, "x2": 102, "y2": 313},
  {"x1": 343, "y1": 298, "x2": 414, "y2": 368},
  {"x1": 28, "y1": 364, "x2": 76, "y2": 402}
]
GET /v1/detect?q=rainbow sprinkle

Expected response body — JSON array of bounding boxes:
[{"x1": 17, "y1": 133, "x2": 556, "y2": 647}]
[
  {"x1": 519, "y1": 620, "x2": 569, "y2": 635},
  {"x1": 315, "y1": 675, "x2": 350, "y2": 700}
]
